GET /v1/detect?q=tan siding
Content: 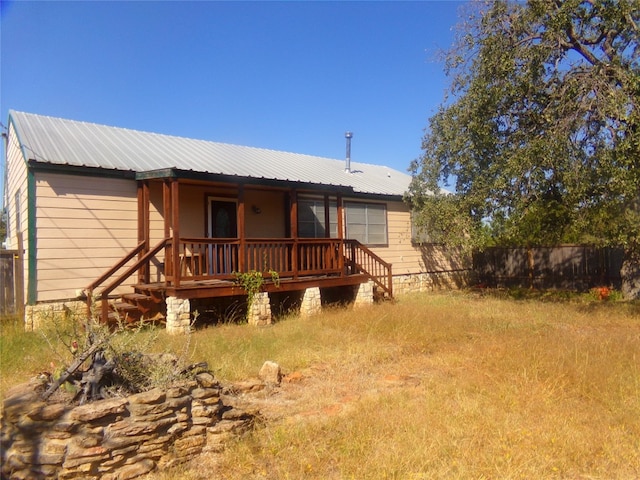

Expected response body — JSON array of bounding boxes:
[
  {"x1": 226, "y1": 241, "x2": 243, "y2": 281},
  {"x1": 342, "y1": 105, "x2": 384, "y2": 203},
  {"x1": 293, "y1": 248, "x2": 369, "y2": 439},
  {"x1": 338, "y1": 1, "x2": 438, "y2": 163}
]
[
  {"x1": 37, "y1": 229, "x2": 136, "y2": 241},
  {"x1": 34, "y1": 172, "x2": 138, "y2": 302},
  {"x1": 148, "y1": 182, "x2": 166, "y2": 244},
  {"x1": 36, "y1": 217, "x2": 138, "y2": 230},
  {"x1": 36, "y1": 247, "x2": 140, "y2": 260},
  {"x1": 35, "y1": 174, "x2": 136, "y2": 196},
  {"x1": 5, "y1": 123, "x2": 29, "y2": 250},
  {"x1": 37, "y1": 263, "x2": 136, "y2": 281},
  {"x1": 348, "y1": 200, "x2": 466, "y2": 275},
  {"x1": 366, "y1": 200, "x2": 425, "y2": 275},
  {"x1": 179, "y1": 185, "x2": 207, "y2": 237},
  {"x1": 147, "y1": 182, "x2": 167, "y2": 281},
  {"x1": 5, "y1": 123, "x2": 30, "y2": 305},
  {"x1": 36, "y1": 197, "x2": 138, "y2": 211},
  {"x1": 244, "y1": 190, "x2": 286, "y2": 238}
]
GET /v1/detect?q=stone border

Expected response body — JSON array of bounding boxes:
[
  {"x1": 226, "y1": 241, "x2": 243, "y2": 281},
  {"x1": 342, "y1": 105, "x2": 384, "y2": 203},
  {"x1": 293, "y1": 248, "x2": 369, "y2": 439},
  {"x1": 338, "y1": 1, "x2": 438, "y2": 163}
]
[{"x1": 1, "y1": 373, "x2": 257, "y2": 480}]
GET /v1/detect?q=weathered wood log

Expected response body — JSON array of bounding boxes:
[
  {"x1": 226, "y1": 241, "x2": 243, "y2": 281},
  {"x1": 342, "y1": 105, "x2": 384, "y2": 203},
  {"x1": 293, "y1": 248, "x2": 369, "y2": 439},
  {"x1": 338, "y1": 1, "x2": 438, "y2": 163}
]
[
  {"x1": 41, "y1": 340, "x2": 106, "y2": 401},
  {"x1": 78, "y1": 351, "x2": 116, "y2": 405}
]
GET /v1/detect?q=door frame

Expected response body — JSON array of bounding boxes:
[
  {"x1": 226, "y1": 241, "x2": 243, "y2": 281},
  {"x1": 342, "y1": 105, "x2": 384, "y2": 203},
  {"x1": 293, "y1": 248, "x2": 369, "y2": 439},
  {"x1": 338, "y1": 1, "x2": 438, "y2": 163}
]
[{"x1": 207, "y1": 196, "x2": 238, "y2": 238}]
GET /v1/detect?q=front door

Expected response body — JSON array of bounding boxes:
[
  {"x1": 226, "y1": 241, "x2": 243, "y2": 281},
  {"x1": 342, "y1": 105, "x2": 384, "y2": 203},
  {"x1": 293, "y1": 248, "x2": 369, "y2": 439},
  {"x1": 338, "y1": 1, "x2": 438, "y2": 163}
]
[
  {"x1": 209, "y1": 200, "x2": 237, "y2": 238},
  {"x1": 208, "y1": 200, "x2": 238, "y2": 274}
]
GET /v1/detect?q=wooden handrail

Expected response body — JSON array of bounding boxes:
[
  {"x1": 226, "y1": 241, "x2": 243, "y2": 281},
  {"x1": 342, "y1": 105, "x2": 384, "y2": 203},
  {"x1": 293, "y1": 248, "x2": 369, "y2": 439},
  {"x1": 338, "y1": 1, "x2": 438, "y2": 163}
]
[
  {"x1": 344, "y1": 239, "x2": 393, "y2": 298},
  {"x1": 86, "y1": 241, "x2": 146, "y2": 294},
  {"x1": 100, "y1": 239, "x2": 169, "y2": 298},
  {"x1": 86, "y1": 238, "x2": 168, "y2": 322}
]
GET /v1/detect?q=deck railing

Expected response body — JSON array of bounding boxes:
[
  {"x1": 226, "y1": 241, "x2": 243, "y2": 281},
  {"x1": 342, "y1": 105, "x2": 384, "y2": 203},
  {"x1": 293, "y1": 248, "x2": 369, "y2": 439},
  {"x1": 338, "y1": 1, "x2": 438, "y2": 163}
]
[
  {"x1": 343, "y1": 240, "x2": 393, "y2": 298},
  {"x1": 170, "y1": 238, "x2": 392, "y2": 296},
  {"x1": 169, "y1": 238, "x2": 346, "y2": 281}
]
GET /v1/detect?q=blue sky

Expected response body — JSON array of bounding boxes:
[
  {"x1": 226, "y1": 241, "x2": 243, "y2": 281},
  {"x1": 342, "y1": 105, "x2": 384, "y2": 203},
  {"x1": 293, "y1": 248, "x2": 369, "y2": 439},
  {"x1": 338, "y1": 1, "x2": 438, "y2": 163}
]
[{"x1": 1, "y1": 0, "x2": 465, "y2": 204}]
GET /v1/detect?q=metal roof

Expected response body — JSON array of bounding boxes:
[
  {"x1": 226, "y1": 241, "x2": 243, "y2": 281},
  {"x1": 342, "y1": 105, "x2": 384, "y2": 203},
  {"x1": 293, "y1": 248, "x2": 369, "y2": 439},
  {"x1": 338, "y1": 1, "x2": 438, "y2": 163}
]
[{"x1": 9, "y1": 110, "x2": 412, "y2": 197}]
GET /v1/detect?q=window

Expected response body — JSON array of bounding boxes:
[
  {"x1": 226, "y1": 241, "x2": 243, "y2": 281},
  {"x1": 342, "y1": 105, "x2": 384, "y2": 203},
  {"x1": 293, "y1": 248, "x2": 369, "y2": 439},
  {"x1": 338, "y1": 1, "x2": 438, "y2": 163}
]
[
  {"x1": 14, "y1": 191, "x2": 21, "y2": 232},
  {"x1": 410, "y1": 210, "x2": 431, "y2": 244},
  {"x1": 298, "y1": 198, "x2": 337, "y2": 238},
  {"x1": 345, "y1": 202, "x2": 387, "y2": 245}
]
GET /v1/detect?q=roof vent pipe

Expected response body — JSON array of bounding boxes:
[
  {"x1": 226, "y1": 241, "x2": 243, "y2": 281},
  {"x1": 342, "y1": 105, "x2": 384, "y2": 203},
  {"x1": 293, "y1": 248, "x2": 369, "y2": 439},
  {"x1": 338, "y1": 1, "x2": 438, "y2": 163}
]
[{"x1": 345, "y1": 131, "x2": 353, "y2": 173}]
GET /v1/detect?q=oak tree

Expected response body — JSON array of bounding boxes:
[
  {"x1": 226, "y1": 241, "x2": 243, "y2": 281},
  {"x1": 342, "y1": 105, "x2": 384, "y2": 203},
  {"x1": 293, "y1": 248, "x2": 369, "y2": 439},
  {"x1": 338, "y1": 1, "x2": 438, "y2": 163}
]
[{"x1": 409, "y1": 0, "x2": 640, "y2": 297}]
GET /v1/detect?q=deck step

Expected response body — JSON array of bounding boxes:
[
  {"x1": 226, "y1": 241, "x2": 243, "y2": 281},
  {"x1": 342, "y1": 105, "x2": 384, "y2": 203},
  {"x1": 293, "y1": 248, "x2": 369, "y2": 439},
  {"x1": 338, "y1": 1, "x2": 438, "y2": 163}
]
[
  {"x1": 122, "y1": 293, "x2": 153, "y2": 302},
  {"x1": 109, "y1": 301, "x2": 141, "y2": 323},
  {"x1": 121, "y1": 293, "x2": 158, "y2": 314}
]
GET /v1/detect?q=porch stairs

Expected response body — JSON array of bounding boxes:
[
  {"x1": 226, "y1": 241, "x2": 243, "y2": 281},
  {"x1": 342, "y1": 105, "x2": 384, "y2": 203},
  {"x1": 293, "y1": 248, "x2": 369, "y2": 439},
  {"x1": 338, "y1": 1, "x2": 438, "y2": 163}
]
[
  {"x1": 102, "y1": 289, "x2": 166, "y2": 325},
  {"x1": 85, "y1": 240, "x2": 169, "y2": 325}
]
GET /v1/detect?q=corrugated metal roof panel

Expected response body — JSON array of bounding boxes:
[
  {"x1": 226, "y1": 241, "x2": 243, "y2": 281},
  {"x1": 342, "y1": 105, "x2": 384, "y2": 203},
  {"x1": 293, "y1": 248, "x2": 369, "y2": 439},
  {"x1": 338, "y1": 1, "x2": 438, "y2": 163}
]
[{"x1": 9, "y1": 110, "x2": 412, "y2": 196}]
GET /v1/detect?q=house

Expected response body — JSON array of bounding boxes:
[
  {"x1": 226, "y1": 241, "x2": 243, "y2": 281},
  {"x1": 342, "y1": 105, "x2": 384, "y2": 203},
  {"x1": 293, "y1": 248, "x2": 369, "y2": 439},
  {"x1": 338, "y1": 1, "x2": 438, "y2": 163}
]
[{"x1": 3, "y1": 111, "x2": 469, "y2": 332}]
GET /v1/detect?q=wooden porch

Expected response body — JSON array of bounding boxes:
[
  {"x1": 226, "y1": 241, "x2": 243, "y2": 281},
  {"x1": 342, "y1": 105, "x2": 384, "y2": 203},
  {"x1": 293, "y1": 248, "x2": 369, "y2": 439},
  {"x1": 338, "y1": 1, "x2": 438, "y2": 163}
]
[
  {"x1": 85, "y1": 175, "x2": 394, "y2": 324},
  {"x1": 86, "y1": 237, "x2": 392, "y2": 323}
]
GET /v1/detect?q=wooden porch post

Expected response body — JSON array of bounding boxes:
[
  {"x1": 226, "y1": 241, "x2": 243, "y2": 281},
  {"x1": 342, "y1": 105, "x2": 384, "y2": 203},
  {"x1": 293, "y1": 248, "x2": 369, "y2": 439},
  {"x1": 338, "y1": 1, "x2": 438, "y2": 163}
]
[
  {"x1": 323, "y1": 194, "x2": 331, "y2": 238},
  {"x1": 337, "y1": 194, "x2": 345, "y2": 276},
  {"x1": 337, "y1": 194, "x2": 344, "y2": 239},
  {"x1": 163, "y1": 180, "x2": 171, "y2": 284},
  {"x1": 171, "y1": 178, "x2": 181, "y2": 287},
  {"x1": 137, "y1": 180, "x2": 150, "y2": 284},
  {"x1": 290, "y1": 189, "x2": 298, "y2": 278},
  {"x1": 238, "y1": 184, "x2": 246, "y2": 272}
]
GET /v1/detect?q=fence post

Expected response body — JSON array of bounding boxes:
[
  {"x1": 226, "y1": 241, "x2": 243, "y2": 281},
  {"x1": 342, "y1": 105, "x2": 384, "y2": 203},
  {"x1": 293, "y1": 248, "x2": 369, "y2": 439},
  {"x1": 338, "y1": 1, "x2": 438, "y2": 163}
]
[
  {"x1": 16, "y1": 233, "x2": 25, "y2": 318},
  {"x1": 527, "y1": 247, "x2": 534, "y2": 289}
]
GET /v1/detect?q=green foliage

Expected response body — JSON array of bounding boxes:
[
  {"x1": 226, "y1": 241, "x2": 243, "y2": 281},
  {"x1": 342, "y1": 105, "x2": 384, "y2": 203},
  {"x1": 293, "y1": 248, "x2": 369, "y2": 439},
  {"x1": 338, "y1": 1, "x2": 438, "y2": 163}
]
[
  {"x1": 409, "y1": 0, "x2": 640, "y2": 254},
  {"x1": 234, "y1": 270, "x2": 265, "y2": 316},
  {"x1": 269, "y1": 269, "x2": 281, "y2": 288},
  {"x1": 234, "y1": 269, "x2": 281, "y2": 321},
  {"x1": 0, "y1": 209, "x2": 6, "y2": 242}
]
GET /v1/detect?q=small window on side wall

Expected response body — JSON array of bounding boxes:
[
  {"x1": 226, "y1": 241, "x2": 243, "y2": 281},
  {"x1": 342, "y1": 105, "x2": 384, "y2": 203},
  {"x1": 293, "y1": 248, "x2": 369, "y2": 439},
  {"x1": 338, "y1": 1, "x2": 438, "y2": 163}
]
[
  {"x1": 411, "y1": 210, "x2": 431, "y2": 245},
  {"x1": 345, "y1": 202, "x2": 388, "y2": 246},
  {"x1": 13, "y1": 190, "x2": 21, "y2": 237}
]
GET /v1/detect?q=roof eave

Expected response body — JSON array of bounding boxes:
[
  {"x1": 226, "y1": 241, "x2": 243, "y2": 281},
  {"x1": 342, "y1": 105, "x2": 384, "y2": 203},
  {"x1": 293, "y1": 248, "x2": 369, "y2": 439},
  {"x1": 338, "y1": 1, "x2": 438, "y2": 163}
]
[{"x1": 26, "y1": 160, "x2": 137, "y2": 180}]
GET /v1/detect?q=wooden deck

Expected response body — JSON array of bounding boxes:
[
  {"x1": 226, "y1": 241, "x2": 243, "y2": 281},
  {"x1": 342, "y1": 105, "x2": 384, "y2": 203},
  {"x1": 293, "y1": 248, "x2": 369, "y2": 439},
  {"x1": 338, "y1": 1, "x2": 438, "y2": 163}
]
[
  {"x1": 135, "y1": 273, "x2": 370, "y2": 300},
  {"x1": 87, "y1": 237, "x2": 392, "y2": 323}
]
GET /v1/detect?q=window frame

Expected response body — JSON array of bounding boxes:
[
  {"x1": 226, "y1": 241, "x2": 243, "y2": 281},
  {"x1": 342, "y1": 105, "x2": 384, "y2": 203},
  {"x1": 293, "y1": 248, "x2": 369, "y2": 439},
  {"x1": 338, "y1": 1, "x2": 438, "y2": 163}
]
[
  {"x1": 344, "y1": 201, "x2": 388, "y2": 246},
  {"x1": 297, "y1": 197, "x2": 338, "y2": 239}
]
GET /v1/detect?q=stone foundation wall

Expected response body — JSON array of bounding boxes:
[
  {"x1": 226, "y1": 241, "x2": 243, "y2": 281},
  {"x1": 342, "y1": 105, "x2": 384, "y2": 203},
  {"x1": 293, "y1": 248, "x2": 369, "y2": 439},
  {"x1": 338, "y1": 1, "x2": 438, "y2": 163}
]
[
  {"x1": 353, "y1": 281, "x2": 374, "y2": 308},
  {"x1": 24, "y1": 301, "x2": 86, "y2": 332},
  {"x1": 1, "y1": 373, "x2": 256, "y2": 480},
  {"x1": 392, "y1": 270, "x2": 472, "y2": 296}
]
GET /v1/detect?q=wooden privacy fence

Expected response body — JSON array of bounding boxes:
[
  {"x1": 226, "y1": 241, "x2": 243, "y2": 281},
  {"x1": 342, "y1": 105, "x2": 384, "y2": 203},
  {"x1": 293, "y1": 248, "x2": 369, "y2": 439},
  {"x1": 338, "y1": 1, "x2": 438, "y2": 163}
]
[
  {"x1": 1, "y1": 249, "x2": 23, "y2": 316},
  {"x1": 473, "y1": 245, "x2": 624, "y2": 291}
]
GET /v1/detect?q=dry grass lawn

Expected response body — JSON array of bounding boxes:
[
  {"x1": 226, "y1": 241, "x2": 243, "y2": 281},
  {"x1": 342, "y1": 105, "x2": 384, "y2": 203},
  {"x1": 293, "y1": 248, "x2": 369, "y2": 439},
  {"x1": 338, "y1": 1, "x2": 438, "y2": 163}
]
[
  {"x1": 2, "y1": 291, "x2": 639, "y2": 479},
  {"x1": 145, "y1": 291, "x2": 640, "y2": 479}
]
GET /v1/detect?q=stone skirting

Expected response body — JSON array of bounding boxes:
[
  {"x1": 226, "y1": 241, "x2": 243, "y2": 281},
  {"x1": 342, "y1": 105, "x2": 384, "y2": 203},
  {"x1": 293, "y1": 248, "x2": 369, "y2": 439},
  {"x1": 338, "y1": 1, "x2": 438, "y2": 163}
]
[
  {"x1": 24, "y1": 301, "x2": 86, "y2": 332},
  {"x1": 1, "y1": 373, "x2": 257, "y2": 480},
  {"x1": 392, "y1": 270, "x2": 472, "y2": 296},
  {"x1": 21, "y1": 273, "x2": 471, "y2": 332}
]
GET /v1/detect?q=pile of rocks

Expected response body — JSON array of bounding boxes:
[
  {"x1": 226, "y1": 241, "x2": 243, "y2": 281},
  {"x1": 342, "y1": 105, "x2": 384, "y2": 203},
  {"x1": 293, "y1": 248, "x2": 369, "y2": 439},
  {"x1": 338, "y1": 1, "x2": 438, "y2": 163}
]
[{"x1": 1, "y1": 371, "x2": 258, "y2": 480}]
